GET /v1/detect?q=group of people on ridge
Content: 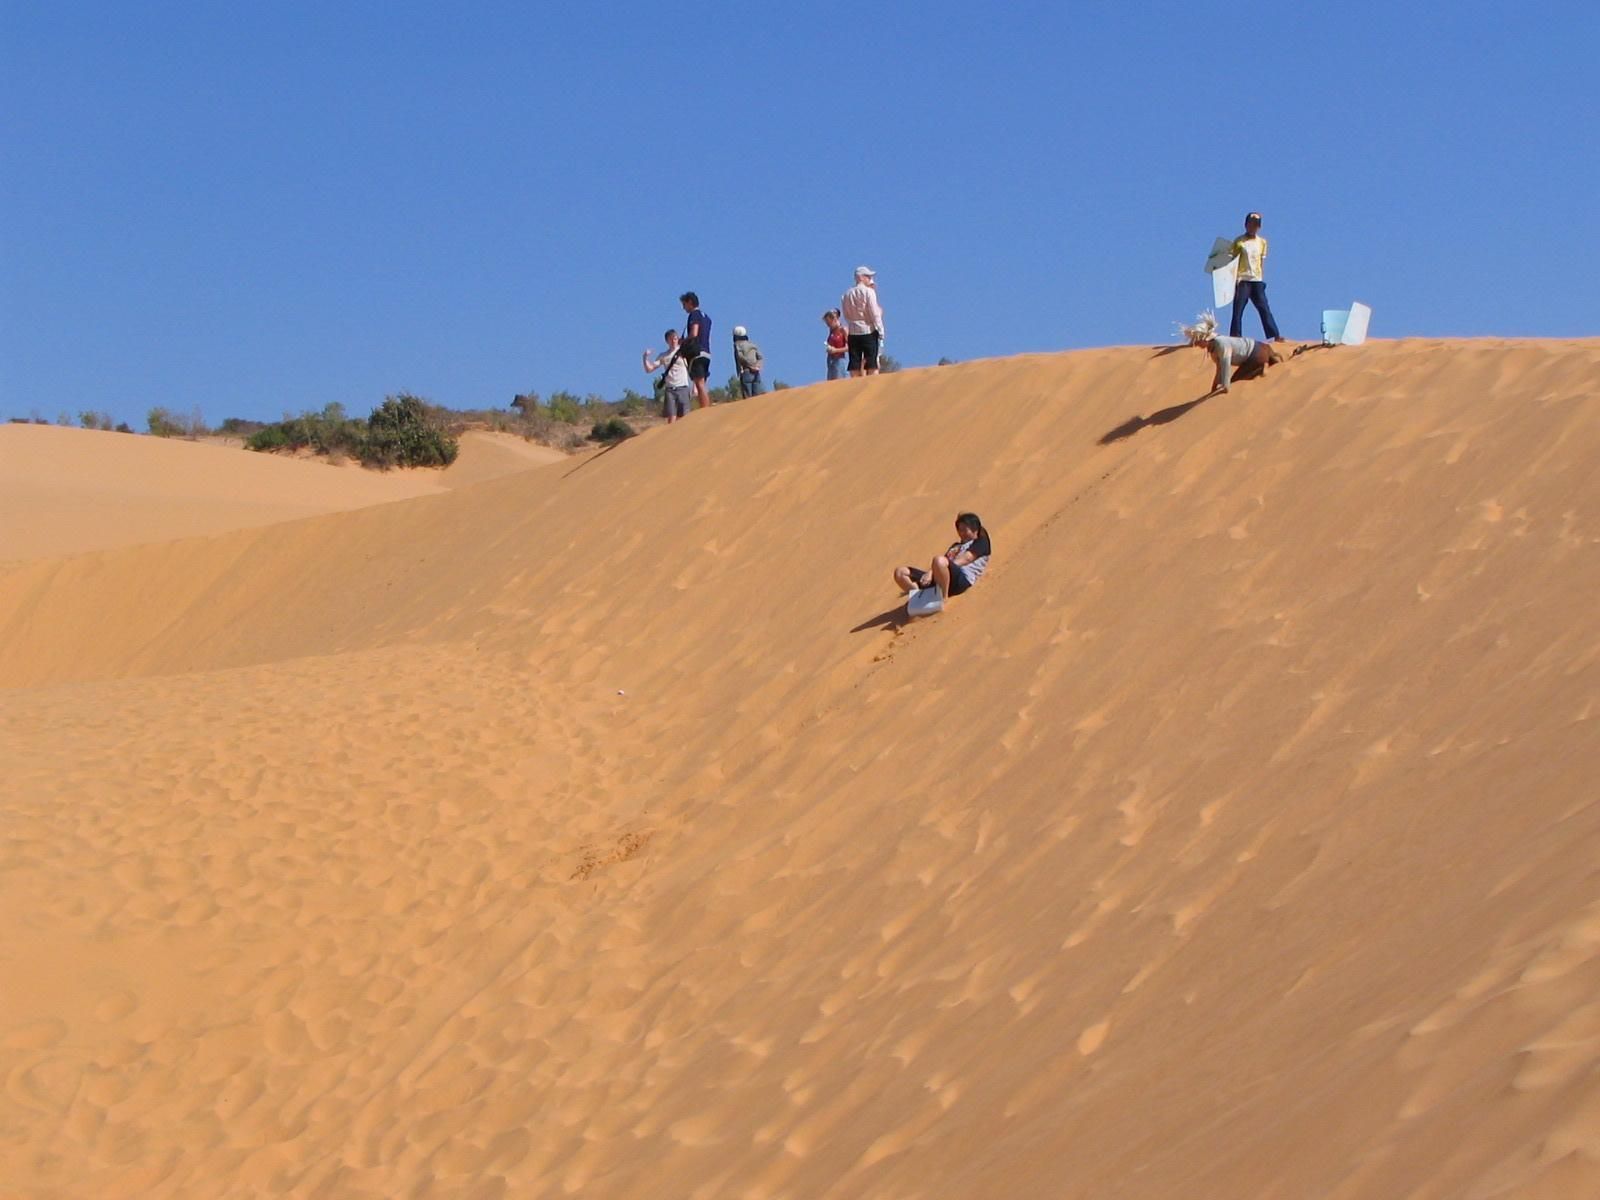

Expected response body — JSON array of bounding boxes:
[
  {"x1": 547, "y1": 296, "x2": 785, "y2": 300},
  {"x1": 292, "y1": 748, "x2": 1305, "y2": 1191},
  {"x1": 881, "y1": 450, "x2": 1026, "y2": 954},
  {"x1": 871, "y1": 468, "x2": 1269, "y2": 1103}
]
[
  {"x1": 642, "y1": 267, "x2": 890, "y2": 423},
  {"x1": 634, "y1": 212, "x2": 1284, "y2": 610}
]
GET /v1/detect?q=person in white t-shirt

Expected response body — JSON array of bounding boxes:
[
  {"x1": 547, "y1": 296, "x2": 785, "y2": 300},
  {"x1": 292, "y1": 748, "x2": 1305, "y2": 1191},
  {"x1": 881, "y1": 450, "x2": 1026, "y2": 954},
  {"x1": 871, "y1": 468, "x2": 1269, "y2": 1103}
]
[{"x1": 643, "y1": 329, "x2": 692, "y2": 423}]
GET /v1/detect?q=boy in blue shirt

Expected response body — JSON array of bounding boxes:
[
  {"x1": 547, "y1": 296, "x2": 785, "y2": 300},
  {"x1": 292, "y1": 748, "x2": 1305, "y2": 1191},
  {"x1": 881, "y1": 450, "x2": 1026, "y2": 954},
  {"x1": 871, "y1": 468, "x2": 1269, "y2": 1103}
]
[{"x1": 679, "y1": 292, "x2": 713, "y2": 410}]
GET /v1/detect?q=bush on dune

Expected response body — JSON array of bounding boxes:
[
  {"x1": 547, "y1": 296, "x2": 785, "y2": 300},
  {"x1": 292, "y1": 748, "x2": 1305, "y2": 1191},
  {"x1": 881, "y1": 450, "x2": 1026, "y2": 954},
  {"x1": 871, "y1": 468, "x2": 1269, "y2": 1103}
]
[
  {"x1": 246, "y1": 395, "x2": 458, "y2": 469},
  {"x1": 361, "y1": 394, "x2": 458, "y2": 468},
  {"x1": 589, "y1": 417, "x2": 635, "y2": 445}
]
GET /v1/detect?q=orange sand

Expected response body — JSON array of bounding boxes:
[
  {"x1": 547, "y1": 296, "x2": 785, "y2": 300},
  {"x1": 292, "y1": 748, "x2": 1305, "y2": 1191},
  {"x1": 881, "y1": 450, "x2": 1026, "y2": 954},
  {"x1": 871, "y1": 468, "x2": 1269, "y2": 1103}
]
[
  {"x1": 0, "y1": 425, "x2": 446, "y2": 561},
  {"x1": 2, "y1": 339, "x2": 1598, "y2": 1198},
  {"x1": 439, "y1": 432, "x2": 566, "y2": 489}
]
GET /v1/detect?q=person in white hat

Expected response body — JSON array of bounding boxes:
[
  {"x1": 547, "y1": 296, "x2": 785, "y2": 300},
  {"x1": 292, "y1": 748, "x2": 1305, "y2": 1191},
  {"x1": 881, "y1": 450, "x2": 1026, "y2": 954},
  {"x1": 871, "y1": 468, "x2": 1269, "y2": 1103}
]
[
  {"x1": 732, "y1": 326, "x2": 765, "y2": 397},
  {"x1": 840, "y1": 266, "x2": 885, "y2": 377}
]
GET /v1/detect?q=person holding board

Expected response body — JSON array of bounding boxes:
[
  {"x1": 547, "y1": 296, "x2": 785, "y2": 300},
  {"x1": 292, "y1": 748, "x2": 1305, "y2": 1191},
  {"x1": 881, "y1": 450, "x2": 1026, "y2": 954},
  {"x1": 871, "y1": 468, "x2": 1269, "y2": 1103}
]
[{"x1": 1228, "y1": 212, "x2": 1284, "y2": 341}]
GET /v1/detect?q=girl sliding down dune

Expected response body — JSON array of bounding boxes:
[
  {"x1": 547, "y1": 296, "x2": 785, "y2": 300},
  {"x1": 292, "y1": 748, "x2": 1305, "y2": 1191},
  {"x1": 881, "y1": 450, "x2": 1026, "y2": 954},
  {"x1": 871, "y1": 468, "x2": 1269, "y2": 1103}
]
[
  {"x1": 894, "y1": 513, "x2": 992, "y2": 606},
  {"x1": 1181, "y1": 310, "x2": 1281, "y2": 394}
]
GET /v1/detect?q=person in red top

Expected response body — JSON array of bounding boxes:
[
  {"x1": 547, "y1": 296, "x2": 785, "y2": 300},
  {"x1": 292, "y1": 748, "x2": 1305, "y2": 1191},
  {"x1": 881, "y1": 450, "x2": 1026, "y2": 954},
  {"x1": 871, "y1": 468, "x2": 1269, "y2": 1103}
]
[{"x1": 822, "y1": 309, "x2": 848, "y2": 381}]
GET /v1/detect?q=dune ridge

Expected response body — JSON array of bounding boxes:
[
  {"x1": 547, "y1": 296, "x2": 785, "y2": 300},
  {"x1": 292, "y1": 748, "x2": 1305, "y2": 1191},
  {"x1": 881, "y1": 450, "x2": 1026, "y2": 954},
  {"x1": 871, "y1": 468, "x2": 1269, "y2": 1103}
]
[
  {"x1": 0, "y1": 424, "x2": 451, "y2": 562},
  {"x1": 3, "y1": 338, "x2": 1598, "y2": 1198}
]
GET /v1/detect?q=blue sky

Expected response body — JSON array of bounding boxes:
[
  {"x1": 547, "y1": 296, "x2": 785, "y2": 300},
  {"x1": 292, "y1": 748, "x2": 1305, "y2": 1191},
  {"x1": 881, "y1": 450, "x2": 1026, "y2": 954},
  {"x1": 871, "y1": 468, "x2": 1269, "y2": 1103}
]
[{"x1": 3, "y1": 1, "x2": 1595, "y2": 429}]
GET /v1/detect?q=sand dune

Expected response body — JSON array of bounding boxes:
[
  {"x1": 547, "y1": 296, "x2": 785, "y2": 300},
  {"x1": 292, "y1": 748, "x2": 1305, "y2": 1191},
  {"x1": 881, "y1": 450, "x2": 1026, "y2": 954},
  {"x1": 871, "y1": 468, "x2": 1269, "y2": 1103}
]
[
  {"x1": 0, "y1": 424, "x2": 445, "y2": 562},
  {"x1": 438, "y1": 431, "x2": 567, "y2": 489},
  {"x1": 2, "y1": 339, "x2": 1598, "y2": 1198}
]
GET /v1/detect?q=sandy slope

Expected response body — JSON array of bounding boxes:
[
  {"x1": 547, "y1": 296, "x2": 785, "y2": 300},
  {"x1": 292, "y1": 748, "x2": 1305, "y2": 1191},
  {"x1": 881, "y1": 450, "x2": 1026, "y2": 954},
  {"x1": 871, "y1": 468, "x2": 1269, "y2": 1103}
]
[
  {"x1": 0, "y1": 425, "x2": 446, "y2": 562},
  {"x1": 439, "y1": 431, "x2": 566, "y2": 489},
  {"x1": 2, "y1": 339, "x2": 1598, "y2": 1198}
]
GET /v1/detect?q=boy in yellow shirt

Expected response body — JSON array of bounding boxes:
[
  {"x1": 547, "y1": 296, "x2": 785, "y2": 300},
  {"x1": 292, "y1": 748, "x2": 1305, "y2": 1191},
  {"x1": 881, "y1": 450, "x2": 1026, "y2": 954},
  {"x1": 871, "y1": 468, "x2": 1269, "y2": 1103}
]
[{"x1": 1229, "y1": 212, "x2": 1284, "y2": 341}]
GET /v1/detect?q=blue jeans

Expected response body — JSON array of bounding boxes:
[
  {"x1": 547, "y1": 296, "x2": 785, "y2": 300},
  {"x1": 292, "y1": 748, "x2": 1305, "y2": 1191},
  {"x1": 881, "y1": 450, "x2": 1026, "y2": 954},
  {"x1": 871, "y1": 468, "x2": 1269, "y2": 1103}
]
[
  {"x1": 826, "y1": 355, "x2": 845, "y2": 380},
  {"x1": 1231, "y1": 280, "x2": 1281, "y2": 339},
  {"x1": 739, "y1": 370, "x2": 764, "y2": 398}
]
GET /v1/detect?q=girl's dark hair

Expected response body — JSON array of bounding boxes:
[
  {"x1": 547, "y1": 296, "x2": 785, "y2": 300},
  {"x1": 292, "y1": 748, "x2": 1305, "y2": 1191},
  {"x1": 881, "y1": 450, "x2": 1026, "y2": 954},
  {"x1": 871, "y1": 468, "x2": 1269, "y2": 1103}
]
[
  {"x1": 956, "y1": 511, "x2": 984, "y2": 533},
  {"x1": 680, "y1": 291, "x2": 699, "y2": 306},
  {"x1": 664, "y1": 329, "x2": 678, "y2": 340}
]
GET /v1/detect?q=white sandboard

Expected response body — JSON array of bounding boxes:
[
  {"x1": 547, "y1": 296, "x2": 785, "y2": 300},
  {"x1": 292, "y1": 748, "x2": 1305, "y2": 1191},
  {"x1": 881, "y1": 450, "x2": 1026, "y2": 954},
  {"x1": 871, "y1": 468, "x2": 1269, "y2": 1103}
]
[
  {"x1": 1205, "y1": 237, "x2": 1237, "y2": 307},
  {"x1": 1204, "y1": 237, "x2": 1237, "y2": 272},
  {"x1": 906, "y1": 586, "x2": 944, "y2": 618},
  {"x1": 1341, "y1": 302, "x2": 1372, "y2": 346}
]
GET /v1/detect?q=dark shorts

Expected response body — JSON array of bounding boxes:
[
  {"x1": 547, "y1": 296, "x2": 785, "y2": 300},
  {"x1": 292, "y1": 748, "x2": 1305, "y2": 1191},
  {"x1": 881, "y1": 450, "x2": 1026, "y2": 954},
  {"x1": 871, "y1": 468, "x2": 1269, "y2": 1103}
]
[
  {"x1": 688, "y1": 355, "x2": 711, "y2": 382},
  {"x1": 847, "y1": 332, "x2": 880, "y2": 372},
  {"x1": 904, "y1": 562, "x2": 972, "y2": 597}
]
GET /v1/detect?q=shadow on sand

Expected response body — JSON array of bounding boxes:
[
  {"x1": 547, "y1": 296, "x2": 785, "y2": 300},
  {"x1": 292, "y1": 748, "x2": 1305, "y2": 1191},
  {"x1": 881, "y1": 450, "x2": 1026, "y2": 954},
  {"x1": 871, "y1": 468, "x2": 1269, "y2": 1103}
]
[
  {"x1": 1098, "y1": 391, "x2": 1218, "y2": 444},
  {"x1": 561, "y1": 440, "x2": 626, "y2": 478},
  {"x1": 851, "y1": 604, "x2": 912, "y2": 634}
]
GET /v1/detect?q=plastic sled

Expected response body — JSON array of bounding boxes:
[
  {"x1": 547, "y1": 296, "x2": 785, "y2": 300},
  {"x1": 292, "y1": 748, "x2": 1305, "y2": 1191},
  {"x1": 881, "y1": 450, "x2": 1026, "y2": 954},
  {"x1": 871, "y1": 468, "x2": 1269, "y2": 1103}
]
[
  {"x1": 906, "y1": 587, "x2": 945, "y2": 618},
  {"x1": 1322, "y1": 302, "x2": 1372, "y2": 347}
]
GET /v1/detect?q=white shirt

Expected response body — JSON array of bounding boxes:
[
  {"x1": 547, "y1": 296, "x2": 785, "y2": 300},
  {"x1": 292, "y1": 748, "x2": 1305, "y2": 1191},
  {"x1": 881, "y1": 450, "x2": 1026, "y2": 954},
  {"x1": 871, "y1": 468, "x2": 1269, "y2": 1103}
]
[
  {"x1": 841, "y1": 283, "x2": 885, "y2": 337},
  {"x1": 658, "y1": 346, "x2": 689, "y2": 387}
]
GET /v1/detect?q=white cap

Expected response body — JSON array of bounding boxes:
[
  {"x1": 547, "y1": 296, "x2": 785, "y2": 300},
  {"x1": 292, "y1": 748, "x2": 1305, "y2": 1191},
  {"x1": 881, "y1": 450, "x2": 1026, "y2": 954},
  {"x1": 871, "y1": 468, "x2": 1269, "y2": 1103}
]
[
  {"x1": 855, "y1": 265, "x2": 876, "y2": 278},
  {"x1": 732, "y1": 325, "x2": 747, "y2": 337}
]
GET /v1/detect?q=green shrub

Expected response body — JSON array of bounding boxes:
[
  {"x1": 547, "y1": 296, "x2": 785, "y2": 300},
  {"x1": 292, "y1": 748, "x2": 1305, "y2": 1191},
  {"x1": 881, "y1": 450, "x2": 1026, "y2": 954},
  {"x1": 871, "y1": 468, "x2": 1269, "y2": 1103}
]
[
  {"x1": 246, "y1": 425, "x2": 292, "y2": 452},
  {"x1": 589, "y1": 417, "x2": 634, "y2": 445},
  {"x1": 147, "y1": 407, "x2": 185, "y2": 437},
  {"x1": 546, "y1": 391, "x2": 582, "y2": 424},
  {"x1": 358, "y1": 393, "x2": 458, "y2": 468}
]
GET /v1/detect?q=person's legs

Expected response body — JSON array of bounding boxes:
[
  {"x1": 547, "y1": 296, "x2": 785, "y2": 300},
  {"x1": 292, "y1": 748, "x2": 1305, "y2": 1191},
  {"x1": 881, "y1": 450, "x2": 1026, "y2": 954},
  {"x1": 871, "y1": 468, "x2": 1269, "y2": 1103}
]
[
  {"x1": 827, "y1": 356, "x2": 842, "y2": 381},
  {"x1": 1230, "y1": 285, "x2": 1250, "y2": 337},
  {"x1": 864, "y1": 332, "x2": 881, "y2": 376},
  {"x1": 847, "y1": 335, "x2": 868, "y2": 378},
  {"x1": 1237, "y1": 343, "x2": 1280, "y2": 380},
  {"x1": 893, "y1": 564, "x2": 925, "y2": 594},
  {"x1": 666, "y1": 385, "x2": 690, "y2": 422},
  {"x1": 749, "y1": 372, "x2": 764, "y2": 396},
  {"x1": 930, "y1": 554, "x2": 952, "y2": 597},
  {"x1": 689, "y1": 357, "x2": 712, "y2": 408},
  {"x1": 1249, "y1": 282, "x2": 1283, "y2": 340}
]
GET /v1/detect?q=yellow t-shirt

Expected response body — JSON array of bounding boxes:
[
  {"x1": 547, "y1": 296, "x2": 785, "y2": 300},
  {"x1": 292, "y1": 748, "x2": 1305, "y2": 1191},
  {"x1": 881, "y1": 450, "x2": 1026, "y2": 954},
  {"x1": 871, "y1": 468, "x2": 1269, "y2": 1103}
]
[{"x1": 1232, "y1": 235, "x2": 1268, "y2": 282}]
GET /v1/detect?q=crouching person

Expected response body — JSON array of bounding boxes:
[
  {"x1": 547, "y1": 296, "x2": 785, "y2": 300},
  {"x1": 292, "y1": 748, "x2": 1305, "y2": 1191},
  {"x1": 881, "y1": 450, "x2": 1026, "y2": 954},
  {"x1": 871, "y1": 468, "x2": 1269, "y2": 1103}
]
[
  {"x1": 895, "y1": 512, "x2": 992, "y2": 603},
  {"x1": 1183, "y1": 310, "x2": 1281, "y2": 394}
]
